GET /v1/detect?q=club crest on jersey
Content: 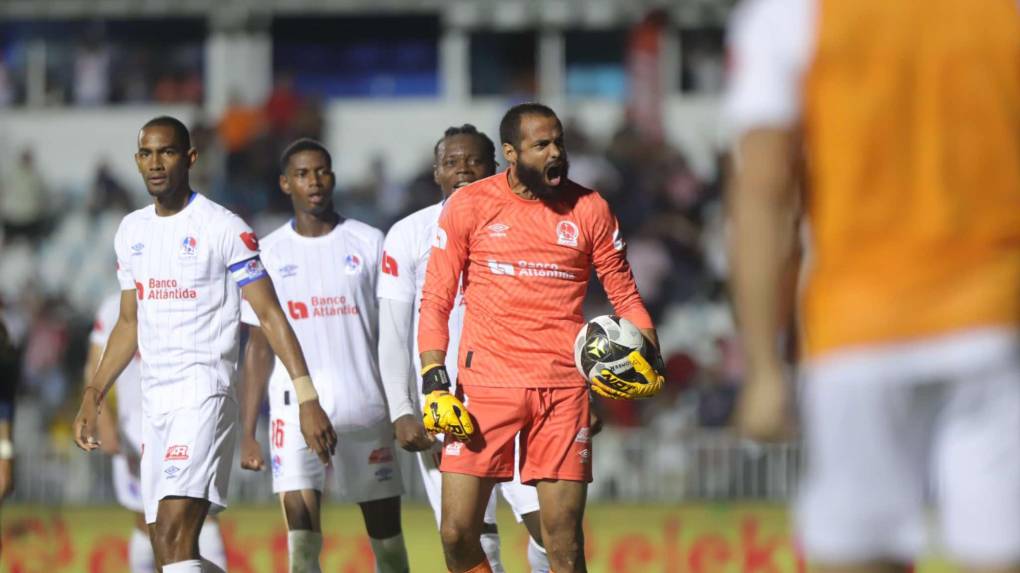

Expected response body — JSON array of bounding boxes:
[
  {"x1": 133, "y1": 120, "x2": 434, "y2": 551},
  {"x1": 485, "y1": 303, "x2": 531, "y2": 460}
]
[
  {"x1": 344, "y1": 254, "x2": 362, "y2": 274},
  {"x1": 131, "y1": 242, "x2": 145, "y2": 255},
  {"x1": 280, "y1": 264, "x2": 298, "y2": 278},
  {"x1": 179, "y1": 236, "x2": 198, "y2": 257},
  {"x1": 556, "y1": 220, "x2": 579, "y2": 247}
]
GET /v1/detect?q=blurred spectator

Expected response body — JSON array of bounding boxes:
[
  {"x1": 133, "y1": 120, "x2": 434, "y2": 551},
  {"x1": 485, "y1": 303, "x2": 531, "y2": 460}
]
[
  {"x1": 0, "y1": 53, "x2": 13, "y2": 107},
  {"x1": 218, "y1": 91, "x2": 267, "y2": 154},
  {"x1": 178, "y1": 70, "x2": 203, "y2": 104},
  {"x1": 73, "y1": 31, "x2": 110, "y2": 106},
  {"x1": 1, "y1": 149, "x2": 50, "y2": 241},
  {"x1": 266, "y1": 73, "x2": 301, "y2": 137},
  {"x1": 87, "y1": 162, "x2": 134, "y2": 216},
  {"x1": 21, "y1": 297, "x2": 71, "y2": 414}
]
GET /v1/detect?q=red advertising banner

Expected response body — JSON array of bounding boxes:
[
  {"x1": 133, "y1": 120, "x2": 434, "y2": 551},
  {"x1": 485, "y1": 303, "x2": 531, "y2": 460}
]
[{"x1": 1, "y1": 504, "x2": 953, "y2": 572}]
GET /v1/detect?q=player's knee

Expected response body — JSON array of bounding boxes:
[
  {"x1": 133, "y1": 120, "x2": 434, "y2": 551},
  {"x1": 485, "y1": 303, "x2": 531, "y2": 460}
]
[
  {"x1": 282, "y1": 492, "x2": 316, "y2": 531},
  {"x1": 541, "y1": 507, "x2": 582, "y2": 539},
  {"x1": 439, "y1": 520, "x2": 477, "y2": 553}
]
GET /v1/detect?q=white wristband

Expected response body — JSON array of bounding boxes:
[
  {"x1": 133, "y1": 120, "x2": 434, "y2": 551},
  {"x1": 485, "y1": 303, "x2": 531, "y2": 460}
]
[
  {"x1": 0, "y1": 440, "x2": 14, "y2": 460},
  {"x1": 292, "y1": 375, "x2": 319, "y2": 404}
]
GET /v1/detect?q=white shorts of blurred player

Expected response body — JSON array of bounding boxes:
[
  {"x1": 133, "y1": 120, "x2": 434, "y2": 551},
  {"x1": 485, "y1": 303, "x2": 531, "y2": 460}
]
[
  {"x1": 267, "y1": 392, "x2": 403, "y2": 501},
  {"x1": 113, "y1": 453, "x2": 144, "y2": 514},
  {"x1": 796, "y1": 327, "x2": 1020, "y2": 567},
  {"x1": 142, "y1": 396, "x2": 238, "y2": 525},
  {"x1": 419, "y1": 434, "x2": 541, "y2": 528}
]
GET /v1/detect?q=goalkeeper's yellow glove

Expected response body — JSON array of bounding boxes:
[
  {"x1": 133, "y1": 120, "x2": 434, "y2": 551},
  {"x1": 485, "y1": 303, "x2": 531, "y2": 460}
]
[
  {"x1": 590, "y1": 348, "x2": 666, "y2": 400},
  {"x1": 420, "y1": 364, "x2": 475, "y2": 441}
]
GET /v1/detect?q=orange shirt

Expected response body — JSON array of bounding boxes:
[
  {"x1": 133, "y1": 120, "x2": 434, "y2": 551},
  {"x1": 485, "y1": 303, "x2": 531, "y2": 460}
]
[
  {"x1": 418, "y1": 172, "x2": 653, "y2": 388},
  {"x1": 799, "y1": 0, "x2": 1020, "y2": 357}
]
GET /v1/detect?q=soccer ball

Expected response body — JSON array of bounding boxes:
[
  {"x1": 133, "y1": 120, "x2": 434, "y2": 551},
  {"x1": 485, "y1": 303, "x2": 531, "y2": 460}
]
[{"x1": 574, "y1": 315, "x2": 649, "y2": 384}]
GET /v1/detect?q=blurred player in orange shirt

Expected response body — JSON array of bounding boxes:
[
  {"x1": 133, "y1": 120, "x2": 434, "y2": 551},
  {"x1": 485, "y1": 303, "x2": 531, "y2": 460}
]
[
  {"x1": 727, "y1": 1, "x2": 1020, "y2": 572},
  {"x1": 417, "y1": 103, "x2": 665, "y2": 573}
]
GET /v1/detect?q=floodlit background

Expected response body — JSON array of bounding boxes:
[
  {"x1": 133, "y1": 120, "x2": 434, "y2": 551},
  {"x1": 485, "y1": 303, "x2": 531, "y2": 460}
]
[{"x1": 0, "y1": 1, "x2": 952, "y2": 571}]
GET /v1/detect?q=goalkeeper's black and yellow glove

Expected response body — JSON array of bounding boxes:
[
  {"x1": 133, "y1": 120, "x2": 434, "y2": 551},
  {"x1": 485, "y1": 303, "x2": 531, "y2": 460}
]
[
  {"x1": 421, "y1": 364, "x2": 475, "y2": 441},
  {"x1": 591, "y1": 347, "x2": 666, "y2": 400}
]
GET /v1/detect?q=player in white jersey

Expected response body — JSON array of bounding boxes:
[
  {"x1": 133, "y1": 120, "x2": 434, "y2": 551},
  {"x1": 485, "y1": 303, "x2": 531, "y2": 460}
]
[
  {"x1": 238, "y1": 139, "x2": 409, "y2": 573},
  {"x1": 74, "y1": 117, "x2": 336, "y2": 573},
  {"x1": 88, "y1": 292, "x2": 228, "y2": 573},
  {"x1": 378, "y1": 125, "x2": 554, "y2": 573}
]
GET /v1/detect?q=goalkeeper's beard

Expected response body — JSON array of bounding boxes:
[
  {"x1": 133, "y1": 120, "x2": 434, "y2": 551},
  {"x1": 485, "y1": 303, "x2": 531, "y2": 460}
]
[{"x1": 516, "y1": 158, "x2": 569, "y2": 201}]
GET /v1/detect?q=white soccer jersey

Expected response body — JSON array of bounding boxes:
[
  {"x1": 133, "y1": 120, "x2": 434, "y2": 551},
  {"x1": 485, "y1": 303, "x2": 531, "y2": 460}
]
[
  {"x1": 377, "y1": 201, "x2": 466, "y2": 395},
  {"x1": 114, "y1": 192, "x2": 267, "y2": 415},
  {"x1": 240, "y1": 219, "x2": 388, "y2": 431},
  {"x1": 90, "y1": 293, "x2": 143, "y2": 451}
]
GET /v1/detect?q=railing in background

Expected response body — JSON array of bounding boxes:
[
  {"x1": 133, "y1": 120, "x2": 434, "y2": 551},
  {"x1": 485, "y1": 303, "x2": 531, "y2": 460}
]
[{"x1": 12, "y1": 429, "x2": 802, "y2": 506}]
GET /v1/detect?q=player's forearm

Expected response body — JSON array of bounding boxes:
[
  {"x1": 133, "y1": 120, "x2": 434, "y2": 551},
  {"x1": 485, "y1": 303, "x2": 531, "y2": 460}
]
[
  {"x1": 639, "y1": 327, "x2": 660, "y2": 349},
  {"x1": 417, "y1": 297, "x2": 453, "y2": 355},
  {"x1": 378, "y1": 299, "x2": 416, "y2": 421},
  {"x1": 419, "y1": 350, "x2": 446, "y2": 370},
  {"x1": 95, "y1": 400, "x2": 119, "y2": 448},
  {"x1": 88, "y1": 319, "x2": 138, "y2": 400},
  {"x1": 256, "y1": 306, "x2": 310, "y2": 380},
  {"x1": 240, "y1": 326, "x2": 274, "y2": 437},
  {"x1": 729, "y1": 130, "x2": 799, "y2": 373},
  {"x1": 594, "y1": 245, "x2": 654, "y2": 330}
]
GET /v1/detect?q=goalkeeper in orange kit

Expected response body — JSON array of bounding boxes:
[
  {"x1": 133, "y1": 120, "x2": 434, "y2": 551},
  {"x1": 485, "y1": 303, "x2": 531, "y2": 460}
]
[{"x1": 416, "y1": 103, "x2": 665, "y2": 573}]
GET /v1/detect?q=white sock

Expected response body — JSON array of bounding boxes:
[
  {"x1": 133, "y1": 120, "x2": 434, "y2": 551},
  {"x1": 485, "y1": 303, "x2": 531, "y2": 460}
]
[
  {"x1": 527, "y1": 536, "x2": 550, "y2": 573},
  {"x1": 479, "y1": 532, "x2": 504, "y2": 573},
  {"x1": 288, "y1": 530, "x2": 323, "y2": 573},
  {"x1": 199, "y1": 520, "x2": 227, "y2": 571},
  {"x1": 369, "y1": 533, "x2": 409, "y2": 573},
  {"x1": 163, "y1": 560, "x2": 203, "y2": 573},
  {"x1": 128, "y1": 529, "x2": 155, "y2": 573}
]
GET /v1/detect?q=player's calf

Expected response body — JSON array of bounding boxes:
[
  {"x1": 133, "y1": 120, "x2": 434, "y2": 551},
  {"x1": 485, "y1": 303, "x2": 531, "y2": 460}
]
[
  {"x1": 536, "y1": 481, "x2": 587, "y2": 573},
  {"x1": 359, "y1": 496, "x2": 409, "y2": 573}
]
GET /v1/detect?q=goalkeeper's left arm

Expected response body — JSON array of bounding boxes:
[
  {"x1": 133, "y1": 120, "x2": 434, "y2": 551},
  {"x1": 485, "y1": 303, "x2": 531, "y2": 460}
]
[{"x1": 588, "y1": 198, "x2": 666, "y2": 399}]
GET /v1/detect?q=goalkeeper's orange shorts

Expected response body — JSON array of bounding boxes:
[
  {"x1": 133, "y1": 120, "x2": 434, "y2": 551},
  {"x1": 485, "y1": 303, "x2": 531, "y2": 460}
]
[{"x1": 439, "y1": 385, "x2": 592, "y2": 485}]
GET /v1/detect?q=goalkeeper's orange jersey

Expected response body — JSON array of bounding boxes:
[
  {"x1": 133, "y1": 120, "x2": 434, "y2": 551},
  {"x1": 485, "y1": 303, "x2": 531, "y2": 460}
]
[{"x1": 418, "y1": 171, "x2": 653, "y2": 388}]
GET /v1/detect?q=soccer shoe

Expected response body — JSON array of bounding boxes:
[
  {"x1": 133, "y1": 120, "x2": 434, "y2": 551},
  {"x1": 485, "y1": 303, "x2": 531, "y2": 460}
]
[
  {"x1": 591, "y1": 350, "x2": 665, "y2": 400},
  {"x1": 423, "y1": 390, "x2": 475, "y2": 441}
]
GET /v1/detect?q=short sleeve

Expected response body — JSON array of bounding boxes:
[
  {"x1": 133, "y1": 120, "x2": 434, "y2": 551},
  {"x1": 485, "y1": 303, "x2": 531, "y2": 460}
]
[
  {"x1": 377, "y1": 222, "x2": 418, "y2": 304},
  {"x1": 220, "y1": 214, "x2": 269, "y2": 287},
  {"x1": 724, "y1": 0, "x2": 815, "y2": 137},
  {"x1": 114, "y1": 218, "x2": 136, "y2": 291}
]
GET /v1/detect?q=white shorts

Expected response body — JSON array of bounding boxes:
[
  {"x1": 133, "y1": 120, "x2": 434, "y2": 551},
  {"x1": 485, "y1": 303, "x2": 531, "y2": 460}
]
[
  {"x1": 796, "y1": 328, "x2": 1020, "y2": 567},
  {"x1": 141, "y1": 395, "x2": 238, "y2": 525},
  {"x1": 419, "y1": 436, "x2": 541, "y2": 528},
  {"x1": 268, "y1": 395, "x2": 403, "y2": 503},
  {"x1": 112, "y1": 453, "x2": 144, "y2": 513}
]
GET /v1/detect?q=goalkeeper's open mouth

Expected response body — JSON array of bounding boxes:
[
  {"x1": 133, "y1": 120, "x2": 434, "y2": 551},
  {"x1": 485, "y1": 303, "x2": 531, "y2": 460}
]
[{"x1": 544, "y1": 162, "x2": 565, "y2": 187}]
